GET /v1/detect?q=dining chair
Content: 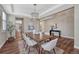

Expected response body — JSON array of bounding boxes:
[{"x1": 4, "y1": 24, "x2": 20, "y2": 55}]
[
  {"x1": 22, "y1": 33, "x2": 28, "y2": 49},
  {"x1": 41, "y1": 38, "x2": 58, "y2": 54},
  {"x1": 22, "y1": 33, "x2": 38, "y2": 53}
]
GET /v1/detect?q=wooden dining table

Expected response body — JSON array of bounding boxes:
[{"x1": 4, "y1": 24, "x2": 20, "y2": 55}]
[
  {"x1": 25, "y1": 32, "x2": 54, "y2": 53},
  {"x1": 26, "y1": 32, "x2": 54, "y2": 43}
]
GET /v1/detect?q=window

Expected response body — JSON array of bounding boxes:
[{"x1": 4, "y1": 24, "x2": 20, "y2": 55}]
[
  {"x1": 15, "y1": 20, "x2": 22, "y2": 24},
  {"x1": 2, "y1": 11, "x2": 6, "y2": 31}
]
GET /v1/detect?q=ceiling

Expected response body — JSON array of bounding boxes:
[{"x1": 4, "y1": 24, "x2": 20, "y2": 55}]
[{"x1": 1, "y1": 4, "x2": 74, "y2": 18}]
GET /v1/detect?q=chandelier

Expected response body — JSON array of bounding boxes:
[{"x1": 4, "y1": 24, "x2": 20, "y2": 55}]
[
  {"x1": 31, "y1": 4, "x2": 39, "y2": 19},
  {"x1": 28, "y1": 4, "x2": 39, "y2": 31}
]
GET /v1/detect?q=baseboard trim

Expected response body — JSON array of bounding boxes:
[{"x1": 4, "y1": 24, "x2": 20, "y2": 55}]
[
  {"x1": 0, "y1": 40, "x2": 6, "y2": 48},
  {"x1": 74, "y1": 45, "x2": 79, "y2": 49},
  {"x1": 61, "y1": 35, "x2": 74, "y2": 39},
  {"x1": 55, "y1": 35, "x2": 74, "y2": 40}
]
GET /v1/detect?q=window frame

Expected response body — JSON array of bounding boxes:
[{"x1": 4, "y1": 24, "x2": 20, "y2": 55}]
[{"x1": 2, "y1": 11, "x2": 7, "y2": 31}]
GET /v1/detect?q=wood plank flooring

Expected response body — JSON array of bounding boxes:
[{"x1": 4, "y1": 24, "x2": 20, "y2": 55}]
[
  {"x1": 0, "y1": 40, "x2": 19, "y2": 54},
  {"x1": 0, "y1": 32, "x2": 77, "y2": 54},
  {"x1": 56, "y1": 37, "x2": 74, "y2": 53},
  {"x1": 0, "y1": 37, "x2": 75, "y2": 54}
]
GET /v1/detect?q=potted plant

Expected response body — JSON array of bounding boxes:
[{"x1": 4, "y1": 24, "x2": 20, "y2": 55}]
[{"x1": 7, "y1": 21, "x2": 15, "y2": 41}]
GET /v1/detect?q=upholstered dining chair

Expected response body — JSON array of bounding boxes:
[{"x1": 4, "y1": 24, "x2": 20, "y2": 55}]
[
  {"x1": 41, "y1": 38, "x2": 58, "y2": 54},
  {"x1": 22, "y1": 33, "x2": 38, "y2": 53},
  {"x1": 22, "y1": 33, "x2": 27, "y2": 48}
]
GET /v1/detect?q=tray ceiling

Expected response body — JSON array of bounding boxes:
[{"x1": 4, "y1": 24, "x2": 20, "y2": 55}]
[{"x1": 1, "y1": 4, "x2": 73, "y2": 18}]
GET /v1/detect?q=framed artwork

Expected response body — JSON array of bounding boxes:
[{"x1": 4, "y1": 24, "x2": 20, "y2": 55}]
[
  {"x1": 51, "y1": 24, "x2": 57, "y2": 30},
  {"x1": 28, "y1": 25, "x2": 34, "y2": 30}
]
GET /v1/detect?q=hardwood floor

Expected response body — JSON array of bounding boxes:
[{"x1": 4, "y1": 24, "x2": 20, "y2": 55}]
[
  {"x1": 0, "y1": 32, "x2": 77, "y2": 54},
  {"x1": 56, "y1": 37, "x2": 74, "y2": 53},
  {"x1": 0, "y1": 37, "x2": 75, "y2": 54},
  {"x1": 0, "y1": 40, "x2": 19, "y2": 54}
]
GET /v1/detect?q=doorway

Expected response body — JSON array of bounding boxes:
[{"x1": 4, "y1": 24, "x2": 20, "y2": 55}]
[{"x1": 15, "y1": 17, "x2": 23, "y2": 40}]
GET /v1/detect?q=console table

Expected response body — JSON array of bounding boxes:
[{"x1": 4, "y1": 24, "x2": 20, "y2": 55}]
[{"x1": 50, "y1": 30, "x2": 61, "y2": 37}]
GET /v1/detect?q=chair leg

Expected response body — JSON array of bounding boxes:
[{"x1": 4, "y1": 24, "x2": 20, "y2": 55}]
[
  {"x1": 28, "y1": 47, "x2": 30, "y2": 54},
  {"x1": 23, "y1": 40, "x2": 28, "y2": 50},
  {"x1": 23, "y1": 40, "x2": 26, "y2": 48},
  {"x1": 35, "y1": 46, "x2": 40, "y2": 54},
  {"x1": 53, "y1": 48, "x2": 56, "y2": 54},
  {"x1": 25, "y1": 45, "x2": 28, "y2": 51},
  {"x1": 40, "y1": 48, "x2": 44, "y2": 54}
]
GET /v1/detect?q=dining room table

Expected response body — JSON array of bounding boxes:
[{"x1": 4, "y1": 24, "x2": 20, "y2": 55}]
[
  {"x1": 25, "y1": 32, "x2": 55, "y2": 53},
  {"x1": 26, "y1": 32, "x2": 54, "y2": 43}
]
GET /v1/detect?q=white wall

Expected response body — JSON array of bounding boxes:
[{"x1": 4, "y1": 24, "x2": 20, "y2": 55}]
[
  {"x1": 0, "y1": 16, "x2": 2, "y2": 31},
  {"x1": 74, "y1": 5, "x2": 79, "y2": 48},
  {"x1": 41, "y1": 8, "x2": 74, "y2": 39},
  {"x1": 0, "y1": 7, "x2": 2, "y2": 31},
  {"x1": 0, "y1": 31, "x2": 8, "y2": 48}
]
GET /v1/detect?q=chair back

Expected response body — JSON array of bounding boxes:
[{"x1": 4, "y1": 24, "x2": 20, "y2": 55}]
[
  {"x1": 41, "y1": 38, "x2": 58, "y2": 51},
  {"x1": 22, "y1": 33, "x2": 37, "y2": 46}
]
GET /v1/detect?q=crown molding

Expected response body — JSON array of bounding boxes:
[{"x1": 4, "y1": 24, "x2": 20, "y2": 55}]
[
  {"x1": 40, "y1": 4, "x2": 74, "y2": 18},
  {"x1": 39, "y1": 4, "x2": 62, "y2": 18},
  {"x1": 9, "y1": 12, "x2": 31, "y2": 18},
  {"x1": 1, "y1": 4, "x2": 74, "y2": 18}
]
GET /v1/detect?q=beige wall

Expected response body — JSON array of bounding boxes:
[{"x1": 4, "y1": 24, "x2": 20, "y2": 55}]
[
  {"x1": 23, "y1": 17, "x2": 30, "y2": 32},
  {"x1": 41, "y1": 8, "x2": 74, "y2": 39},
  {"x1": 74, "y1": 5, "x2": 79, "y2": 48}
]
